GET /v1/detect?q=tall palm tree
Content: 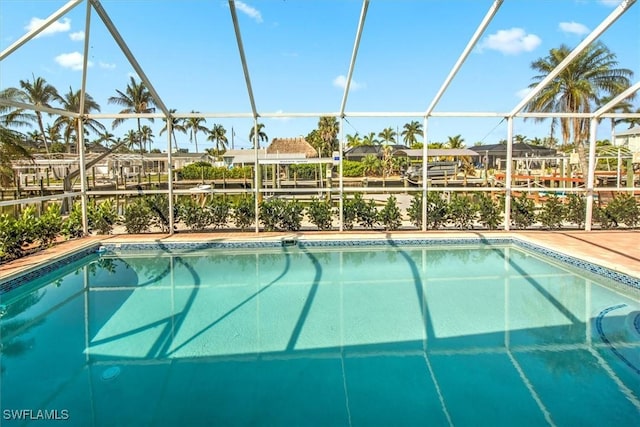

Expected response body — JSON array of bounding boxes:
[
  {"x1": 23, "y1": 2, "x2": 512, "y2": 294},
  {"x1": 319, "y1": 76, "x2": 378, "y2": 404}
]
[
  {"x1": 346, "y1": 133, "x2": 362, "y2": 148},
  {"x1": 525, "y1": 41, "x2": 633, "y2": 173},
  {"x1": 159, "y1": 108, "x2": 186, "y2": 152},
  {"x1": 249, "y1": 122, "x2": 268, "y2": 148},
  {"x1": 513, "y1": 134, "x2": 529, "y2": 144},
  {"x1": 318, "y1": 116, "x2": 339, "y2": 157},
  {"x1": 123, "y1": 129, "x2": 139, "y2": 151},
  {"x1": 139, "y1": 125, "x2": 154, "y2": 153},
  {"x1": 184, "y1": 112, "x2": 208, "y2": 153},
  {"x1": 207, "y1": 123, "x2": 228, "y2": 155},
  {"x1": 108, "y1": 76, "x2": 156, "y2": 158},
  {"x1": 18, "y1": 76, "x2": 61, "y2": 155},
  {"x1": 446, "y1": 134, "x2": 465, "y2": 148},
  {"x1": 401, "y1": 120, "x2": 423, "y2": 147},
  {"x1": 378, "y1": 127, "x2": 396, "y2": 145},
  {"x1": 53, "y1": 87, "x2": 105, "y2": 153},
  {"x1": 362, "y1": 132, "x2": 379, "y2": 146}
]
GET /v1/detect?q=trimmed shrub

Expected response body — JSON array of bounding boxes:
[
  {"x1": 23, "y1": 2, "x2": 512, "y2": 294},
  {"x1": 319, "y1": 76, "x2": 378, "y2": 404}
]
[
  {"x1": 38, "y1": 204, "x2": 63, "y2": 247},
  {"x1": 406, "y1": 193, "x2": 423, "y2": 228},
  {"x1": 209, "y1": 196, "x2": 232, "y2": 229},
  {"x1": 448, "y1": 194, "x2": 476, "y2": 230},
  {"x1": 566, "y1": 194, "x2": 586, "y2": 228},
  {"x1": 510, "y1": 192, "x2": 535, "y2": 229},
  {"x1": 379, "y1": 195, "x2": 402, "y2": 231},
  {"x1": 233, "y1": 196, "x2": 255, "y2": 231},
  {"x1": 62, "y1": 202, "x2": 87, "y2": 239},
  {"x1": 537, "y1": 194, "x2": 565, "y2": 230},
  {"x1": 426, "y1": 191, "x2": 448, "y2": 230},
  {"x1": 475, "y1": 192, "x2": 502, "y2": 230},
  {"x1": 92, "y1": 199, "x2": 118, "y2": 235},
  {"x1": 259, "y1": 198, "x2": 304, "y2": 232},
  {"x1": 179, "y1": 197, "x2": 212, "y2": 231},
  {"x1": 307, "y1": 197, "x2": 335, "y2": 231},
  {"x1": 123, "y1": 198, "x2": 153, "y2": 233}
]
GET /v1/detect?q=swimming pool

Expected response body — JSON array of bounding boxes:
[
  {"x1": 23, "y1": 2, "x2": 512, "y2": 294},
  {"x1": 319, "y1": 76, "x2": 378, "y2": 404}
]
[{"x1": 1, "y1": 239, "x2": 639, "y2": 426}]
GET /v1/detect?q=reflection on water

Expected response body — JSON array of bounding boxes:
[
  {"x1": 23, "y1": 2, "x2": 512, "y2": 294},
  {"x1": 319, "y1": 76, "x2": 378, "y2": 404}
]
[{"x1": 1, "y1": 244, "x2": 639, "y2": 425}]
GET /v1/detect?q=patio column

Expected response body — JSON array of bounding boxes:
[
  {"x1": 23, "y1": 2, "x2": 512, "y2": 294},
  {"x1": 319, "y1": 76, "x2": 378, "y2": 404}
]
[
  {"x1": 504, "y1": 117, "x2": 513, "y2": 230},
  {"x1": 585, "y1": 118, "x2": 598, "y2": 231}
]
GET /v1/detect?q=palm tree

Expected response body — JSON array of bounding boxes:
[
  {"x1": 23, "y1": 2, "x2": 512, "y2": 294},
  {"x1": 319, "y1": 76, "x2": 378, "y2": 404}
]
[
  {"x1": 108, "y1": 76, "x2": 156, "y2": 158},
  {"x1": 159, "y1": 109, "x2": 186, "y2": 152},
  {"x1": 123, "y1": 129, "x2": 139, "y2": 151},
  {"x1": 361, "y1": 132, "x2": 379, "y2": 146},
  {"x1": 249, "y1": 122, "x2": 268, "y2": 148},
  {"x1": 525, "y1": 42, "x2": 633, "y2": 174},
  {"x1": 18, "y1": 76, "x2": 61, "y2": 155},
  {"x1": 514, "y1": 134, "x2": 529, "y2": 144},
  {"x1": 318, "y1": 116, "x2": 339, "y2": 157},
  {"x1": 529, "y1": 137, "x2": 544, "y2": 146},
  {"x1": 53, "y1": 87, "x2": 105, "y2": 153},
  {"x1": 184, "y1": 112, "x2": 207, "y2": 153},
  {"x1": 139, "y1": 125, "x2": 154, "y2": 153},
  {"x1": 207, "y1": 123, "x2": 228, "y2": 156},
  {"x1": 401, "y1": 120, "x2": 423, "y2": 147},
  {"x1": 346, "y1": 133, "x2": 362, "y2": 148},
  {"x1": 98, "y1": 130, "x2": 116, "y2": 148},
  {"x1": 446, "y1": 134, "x2": 465, "y2": 149},
  {"x1": 0, "y1": 126, "x2": 32, "y2": 186},
  {"x1": 378, "y1": 127, "x2": 396, "y2": 145}
]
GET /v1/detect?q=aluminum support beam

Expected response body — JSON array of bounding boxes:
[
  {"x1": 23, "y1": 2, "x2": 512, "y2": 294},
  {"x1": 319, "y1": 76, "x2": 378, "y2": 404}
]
[
  {"x1": 0, "y1": 0, "x2": 84, "y2": 61},
  {"x1": 424, "y1": 0, "x2": 503, "y2": 115},
  {"x1": 0, "y1": 99, "x2": 79, "y2": 118},
  {"x1": 504, "y1": 117, "x2": 514, "y2": 230},
  {"x1": 339, "y1": 0, "x2": 369, "y2": 117},
  {"x1": 421, "y1": 117, "x2": 428, "y2": 232},
  {"x1": 90, "y1": 0, "x2": 171, "y2": 117},
  {"x1": 509, "y1": 0, "x2": 636, "y2": 117},
  {"x1": 229, "y1": 0, "x2": 259, "y2": 119},
  {"x1": 78, "y1": 0, "x2": 93, "y2": 236},
  {"x1": 167, "y1": 121, "x2": 175, "y2": 235},
  {"x1": 585, "y1": 119, "x2": 598, "y2": 231},
  {"x1": 339, "y1": 119, "x2": 345, "y2": 231}
]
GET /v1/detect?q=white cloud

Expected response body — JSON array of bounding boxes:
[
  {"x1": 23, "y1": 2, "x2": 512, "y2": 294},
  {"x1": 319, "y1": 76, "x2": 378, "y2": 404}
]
[
  {"x1": 235, "y1": 1, "x2": 263, "y2": 23},
  {"x1": 99, "y1": 61, "x2": 116, "y2": 69},
  {"x1": 516, "y1": 87, "x2": 533, "y2": 100},
  {"x1": 25, "y1": 17, "x2": 71, "y2": 37},
  {"x1": 333, "y1": 75, "x2": 365, "y2": 90},
  {"x1": 599, "y1": 0, "x2": 621, "y2": 7},
  {"x1": 559, "y1": 21, "x2": 589, "y2": 36},
  {"x1": 478, "y1": 28, "x2": 541, "y2": 55},
  {"x1": 69, "y1": 31, "x2": 85, "y2": 41},
  {"x1": 55, "y1": 52, "x2": 92, "y2": 71}
]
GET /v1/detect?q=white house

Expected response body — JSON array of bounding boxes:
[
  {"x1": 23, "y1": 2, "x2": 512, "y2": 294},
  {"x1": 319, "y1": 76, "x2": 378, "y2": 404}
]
[{"x1": 614, "y1": 127, "x2": 640, "y2": 152}]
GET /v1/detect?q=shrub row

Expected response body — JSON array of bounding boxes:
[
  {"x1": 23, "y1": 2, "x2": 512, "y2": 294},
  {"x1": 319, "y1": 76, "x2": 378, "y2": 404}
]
[{"x1": 1, "y1": 192, "x2": 637, "y2": 264}]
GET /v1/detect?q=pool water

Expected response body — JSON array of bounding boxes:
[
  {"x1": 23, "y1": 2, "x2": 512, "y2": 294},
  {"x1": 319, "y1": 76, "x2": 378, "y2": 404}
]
[{"x1": 1, "y1": 243, "x2": 639, "y2": 426}]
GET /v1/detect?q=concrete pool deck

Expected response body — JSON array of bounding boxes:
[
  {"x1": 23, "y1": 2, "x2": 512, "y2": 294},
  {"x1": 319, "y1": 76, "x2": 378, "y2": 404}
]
[{"x1": 1, "y1": 230, "x2": 638, "y2": 284}]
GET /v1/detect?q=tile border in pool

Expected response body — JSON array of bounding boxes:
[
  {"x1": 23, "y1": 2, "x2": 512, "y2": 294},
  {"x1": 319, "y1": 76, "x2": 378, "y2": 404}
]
[
  {"x1": 1, "y1": 237, "x2": 638, "y2": 295},
  {"x1": 0, "y1": 244, "x2": 100, "y2": 294}
]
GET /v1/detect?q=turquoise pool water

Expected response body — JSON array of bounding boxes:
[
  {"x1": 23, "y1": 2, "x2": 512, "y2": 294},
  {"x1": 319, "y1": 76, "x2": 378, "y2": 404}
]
[{"x1": 1, "y1": 242, "x2": 639, "y2": 426}]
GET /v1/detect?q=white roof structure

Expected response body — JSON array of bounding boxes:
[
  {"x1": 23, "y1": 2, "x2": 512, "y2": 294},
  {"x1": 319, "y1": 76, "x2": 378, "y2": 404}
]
[{"x1": 1, "y1": 0, "x2": 639, "y2": 233}]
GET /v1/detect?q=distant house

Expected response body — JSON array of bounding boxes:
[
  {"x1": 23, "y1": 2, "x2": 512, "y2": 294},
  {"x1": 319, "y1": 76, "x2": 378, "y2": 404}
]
[
  {"x1": 344, "y1": 145, "x2": 408, "y2": 161},
  {"x1": 469, "y1": 143, "x2": 557, "y2": 168},
  {"x1": 614, "y1": 127, "x2": 640, "y2": 152}
]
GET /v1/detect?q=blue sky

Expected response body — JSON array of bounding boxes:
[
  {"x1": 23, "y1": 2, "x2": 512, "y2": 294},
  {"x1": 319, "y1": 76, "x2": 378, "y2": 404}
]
[{"x1": 1, "y1": 0, "x2": 638, "y2": 151}]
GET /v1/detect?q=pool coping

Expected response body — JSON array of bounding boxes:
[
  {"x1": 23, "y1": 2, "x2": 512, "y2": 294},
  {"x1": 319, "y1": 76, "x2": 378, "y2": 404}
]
[{"x1": 1, "y1": 231, "x2": 638, "y2": 295}]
